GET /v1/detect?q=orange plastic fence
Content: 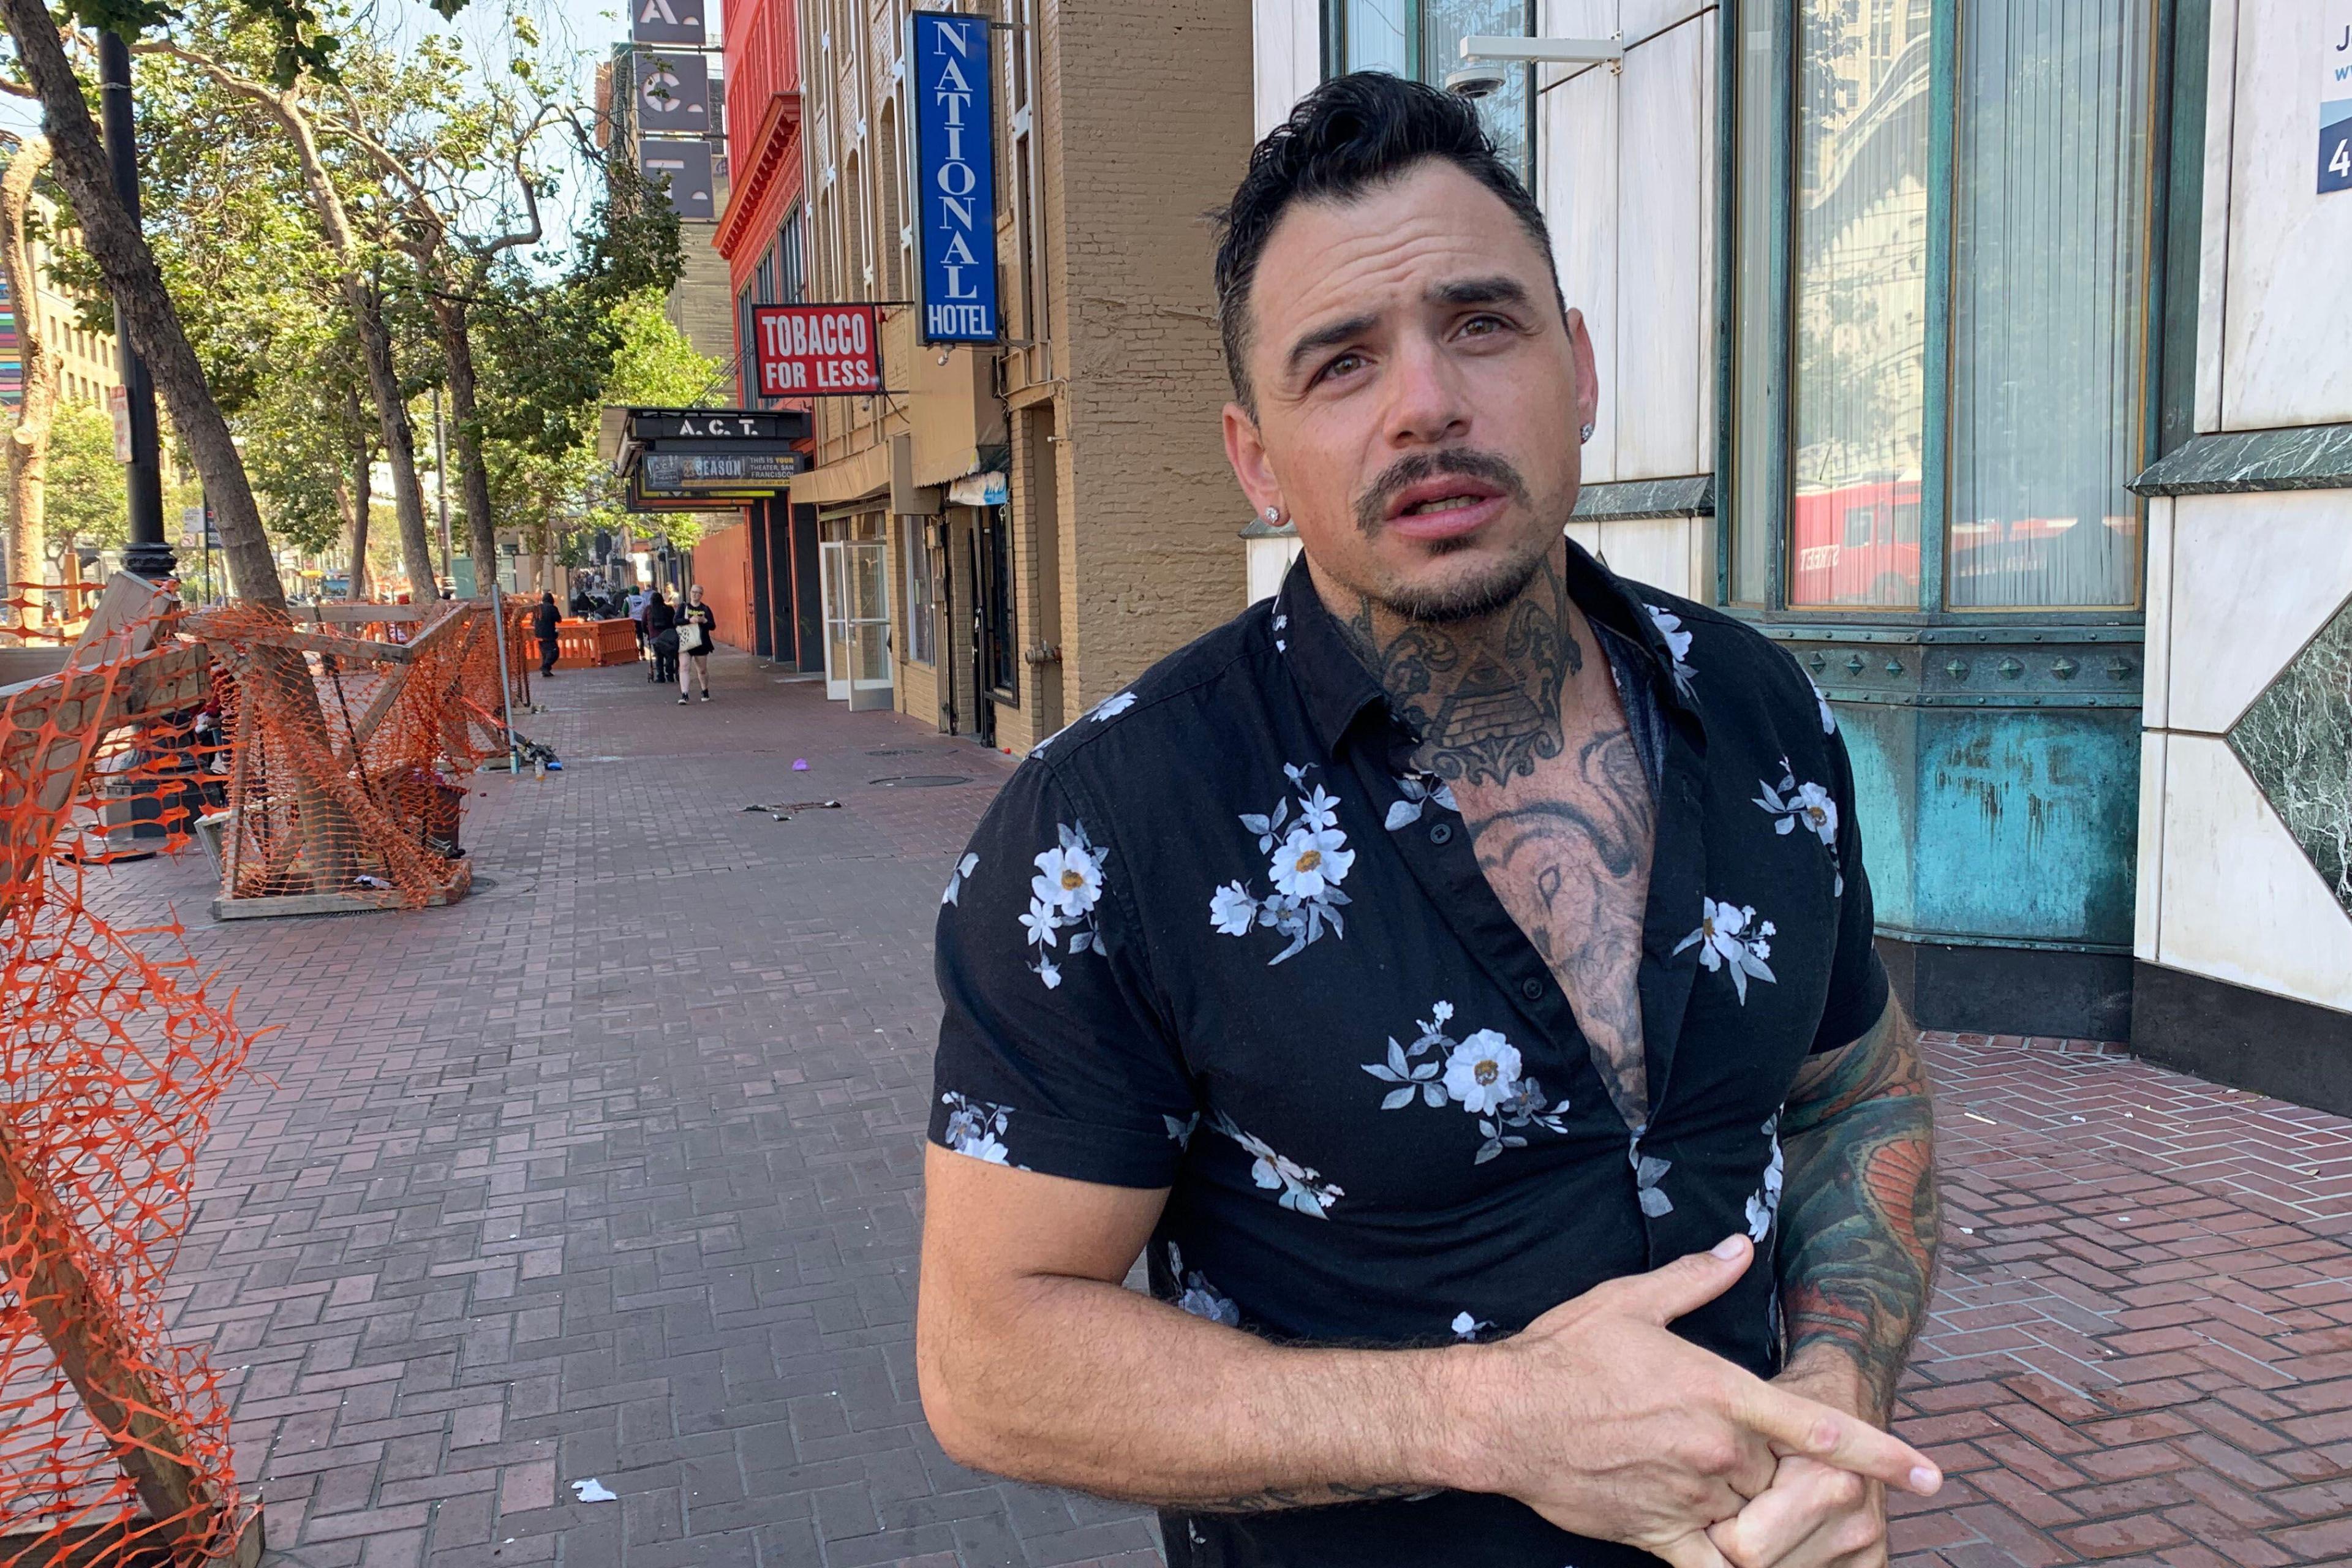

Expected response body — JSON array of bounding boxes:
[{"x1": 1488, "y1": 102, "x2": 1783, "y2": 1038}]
[
  {"x1": 1, "y1": 582, "x2": 258, "y2": 1564},
  {"x1": 190, "y1": 601, "x2": 526, "y2": 912}
]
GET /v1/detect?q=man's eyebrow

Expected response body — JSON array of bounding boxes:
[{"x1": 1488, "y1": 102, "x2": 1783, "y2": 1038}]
[
  {"x1": 1282, "y1": 313, "x2": 1379, "y2": 382},
  {"x1": 1431, "y1": 276, "x2": 1532, "y2": 307}
]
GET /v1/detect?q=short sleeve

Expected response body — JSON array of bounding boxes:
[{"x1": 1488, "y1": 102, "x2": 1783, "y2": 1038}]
[
  {"x1": 930, "y1": 759, "x2": 1197, "y2": 1186},
  {"x1": 1809, "y1": 713, "x2": 1892, "y2": 1053}
]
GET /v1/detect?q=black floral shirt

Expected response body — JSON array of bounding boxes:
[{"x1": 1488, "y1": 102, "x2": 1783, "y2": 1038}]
[{"x1": 929, "y1": 547, "x2": 1888, "y2": 1568}]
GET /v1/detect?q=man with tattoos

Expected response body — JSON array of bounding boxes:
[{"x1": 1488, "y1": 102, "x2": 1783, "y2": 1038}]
[{"x1": 916, "y1": 73, "x2": 1942, "y2": 1568}]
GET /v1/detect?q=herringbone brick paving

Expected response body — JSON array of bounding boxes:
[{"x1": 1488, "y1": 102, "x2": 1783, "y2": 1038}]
[{"x1": 57, "y1": 648, "x2": 2352, "y2": 1567}]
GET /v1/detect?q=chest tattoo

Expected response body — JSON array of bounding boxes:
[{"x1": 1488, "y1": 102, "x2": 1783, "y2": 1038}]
[
  {"x1": 1339, "y1": 556, "x2": 1662, "y2": 1129},
  {"x1": 1454, "y1": 730, "x2": 1657, "y2": 1130}
]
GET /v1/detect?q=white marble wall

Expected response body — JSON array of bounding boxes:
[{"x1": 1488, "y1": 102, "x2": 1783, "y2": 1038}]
[
  {"x1": 1566, "y1": 514, "x2": 1711, "y2": 598},
  {"x1": 1537, "y1": 0, "x2": 1718, "y2": 487},
  {"x1": 1254, "y1": 0, "x2": 1322, "y2": 138},
  {"x1": 2136, "y1": 489, "x2": 2352, "y2": 1012},
  {"x1": 2198, "y1": 0, "x2": 2352, "y2": 431},
  {"x1": 2139, "y1": 1, "x2": 2352, "y2": 1019}
]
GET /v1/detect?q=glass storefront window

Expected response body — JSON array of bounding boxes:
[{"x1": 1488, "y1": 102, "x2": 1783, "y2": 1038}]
[
  {"x1": 1790, "y1": 0, "x2": 1932, "y2": 609},
  {"x1": 1329, "y1": 1, "x2": 1534, "y2": 185},
  {"x1": 1728, "y1": 9, "x2": 1781, "y2": 605},
  {"x1": 1947, "y1": 0, "x2": 2149, "y2": 609}
]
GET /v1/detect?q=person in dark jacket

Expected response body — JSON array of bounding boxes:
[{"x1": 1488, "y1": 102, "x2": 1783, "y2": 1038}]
[
  {"x1": 532, "y1": 592, "x2": 561, "y2": 677},
  {"x1": 644, "y1": 589, "x2": 677, "y2": 684}
]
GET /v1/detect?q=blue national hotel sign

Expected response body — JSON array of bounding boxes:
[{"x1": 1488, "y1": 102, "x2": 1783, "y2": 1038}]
[{"x1": 910, "y1": 10, "x2": 999, "y2": 343}]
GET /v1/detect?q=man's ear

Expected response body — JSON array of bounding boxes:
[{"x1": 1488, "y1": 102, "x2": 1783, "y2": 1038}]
[
  {"x1": 1223, "y1": 401, "x2": 1284, "y2": 522},
  {"x1": 1566, "y1": 307, "x2": 1599, "y2": 437}
]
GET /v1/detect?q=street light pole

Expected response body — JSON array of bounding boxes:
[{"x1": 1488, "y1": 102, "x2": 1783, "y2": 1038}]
[
  {"x1": 431, "y1": 383, "x2": 453, "y2": 591},
  {"x1": 98, "y1": 29, "x2": 171, "y2": 584}
]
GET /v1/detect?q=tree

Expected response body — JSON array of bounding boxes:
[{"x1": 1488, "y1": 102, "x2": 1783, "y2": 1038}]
[
  {"x1": 0, "y1": 134, "x2": 56, "y2": 620},
  {"x1": 0, "y1": 4, "x2": 284, "y2": 613},
  {"x1": 150, "y1": 24, "x2": 441, "y2": 600},
  {"x1": 45, "y1": 398, "x2": 125, "y2": 559}
]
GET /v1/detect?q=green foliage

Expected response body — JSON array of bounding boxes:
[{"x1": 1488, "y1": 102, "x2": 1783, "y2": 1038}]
[{"x1": 45, "y1": 399, "x2": 126, "y2": 557}]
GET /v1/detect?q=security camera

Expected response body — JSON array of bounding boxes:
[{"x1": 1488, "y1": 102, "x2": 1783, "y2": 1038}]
[{"x1": 1446, "y1": 64, "x2": 1507, "y2": 99}]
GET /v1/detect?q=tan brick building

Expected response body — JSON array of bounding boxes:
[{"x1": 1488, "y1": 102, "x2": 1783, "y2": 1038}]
[{"x1": 786, "y1": 0, "x2": 1254, "y2": 752}]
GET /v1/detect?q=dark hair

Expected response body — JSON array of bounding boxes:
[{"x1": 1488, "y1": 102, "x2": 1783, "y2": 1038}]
[{"x1": 1211, "y1": 72, "x2": 1560, "y2": 408}]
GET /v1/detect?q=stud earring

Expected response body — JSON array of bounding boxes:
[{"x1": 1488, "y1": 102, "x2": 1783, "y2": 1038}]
[
  {"x1": 1580, "y1": 423, "x2": 1595, "y2": 443},
  {"x1": 1264, "y1": 506, "x2": 1282, "y2": 523}
]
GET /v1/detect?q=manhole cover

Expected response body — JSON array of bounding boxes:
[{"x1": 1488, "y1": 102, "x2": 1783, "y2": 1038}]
[{"x1": 869, "y1": 775, "x2": 972, "y2": 788}]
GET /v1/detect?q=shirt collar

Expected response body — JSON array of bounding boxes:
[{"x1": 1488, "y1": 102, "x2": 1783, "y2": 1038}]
[{"x1": 1272, "y1": 538, "x2": 1692, "y2": 758}]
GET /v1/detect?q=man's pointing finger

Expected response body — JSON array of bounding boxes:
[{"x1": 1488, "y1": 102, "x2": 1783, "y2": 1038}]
[{"x1": 1732, "y1": 1382, "x2": 1942, "y2": 1498}]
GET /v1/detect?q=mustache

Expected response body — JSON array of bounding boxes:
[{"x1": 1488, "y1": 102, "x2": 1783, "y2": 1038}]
[{"x1": 1353, "y1": 449, "x2": 1532, "y2": 538}]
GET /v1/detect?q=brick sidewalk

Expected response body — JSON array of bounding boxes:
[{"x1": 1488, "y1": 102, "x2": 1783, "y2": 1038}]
[{"x1": 65, "y1": 647, "x2": 2352, "y2": 1567}]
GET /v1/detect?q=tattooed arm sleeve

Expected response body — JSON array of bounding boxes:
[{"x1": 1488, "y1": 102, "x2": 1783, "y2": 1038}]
[{"x1": 1774, "y1": 993, "x2": 1939, "y2": 1419}]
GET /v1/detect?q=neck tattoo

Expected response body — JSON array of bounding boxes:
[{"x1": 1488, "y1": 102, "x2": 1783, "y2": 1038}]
[{"x1": 1338, "y1": 552, "x2": 1584, "y2": 788}]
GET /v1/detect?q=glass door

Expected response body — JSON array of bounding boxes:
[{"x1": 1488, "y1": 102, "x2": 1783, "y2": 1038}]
[
  {"x1": 820, "y1": 539, "x2": 852, "y2": 701},
  {"x1": 846, "y1": 537, "x2": 894, "y2": 712}
]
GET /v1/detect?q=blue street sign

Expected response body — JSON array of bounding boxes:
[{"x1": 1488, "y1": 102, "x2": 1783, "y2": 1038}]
[{"x1": 910, "y1": 10, "x2": 999, "y2": 344}]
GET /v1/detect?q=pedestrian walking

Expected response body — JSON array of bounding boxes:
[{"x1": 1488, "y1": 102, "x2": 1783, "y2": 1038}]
[
  {"x1": 676, "y1": 584, "x2": 717, "y2": 704},
  {"x1": 644, "y1": 589, "x2": 677, "y2": 685},
  {"x1": 915, "y1": 74, "x2": 1942, "y2": 1568},
  {"x1": 627, "y1": 581, "x2": 652, "y2": 662},
  {"x1": 531, "y1": 592, "x2": 560, "y2": 677}
]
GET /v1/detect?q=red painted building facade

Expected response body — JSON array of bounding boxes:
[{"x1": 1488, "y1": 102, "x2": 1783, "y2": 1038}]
[{"x1": 701, "y1": 0, "x2": 820, "y2": 668}]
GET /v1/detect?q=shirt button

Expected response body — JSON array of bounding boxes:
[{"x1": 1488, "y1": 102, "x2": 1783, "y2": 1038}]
[
  {"x1": 1429, "y1": 823, "x2": 1453, "y2": 845},
  {"x1": 1521, "y1": 976, "x2": 1545, "y2": 1001}
]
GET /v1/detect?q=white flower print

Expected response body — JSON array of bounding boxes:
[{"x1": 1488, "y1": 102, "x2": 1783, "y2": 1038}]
[
  {"x1": 1673, "y1": 896, "x2": 1779, "y2": 1003},
  {"x1": 1167, "y1": 1242, "x2": 1241, "y2": 1327},
  {"x1": 1745, "y1": 1112, "x2": 1786, "y2": 1242},
  {"x1": 1362, "y1": 1003, "x2": 1571, "y2": 1164},
  {"x1": 940, "y1": 1091, "x2": 1013, "y2": 1166},
  {"x1": 1091, "y1": 690, "x2": 1137, "y2": 723},
  {"x1": 1451, "y1": 1310, "x2": 1494, "y2": 1342},
  {"x1": 1210, "y1": 1110, "x2": 1343, "y2": 1218},
  {"x1": 1646, "y1": 603, "x2": 1698, "y2": 696},
  {"x1": 1164, "y1": 1112, "x2": 1202, "y2": 1148},
  {"x1": 1208, "y1": 881, "x2": 1257, "y2": 937},
  {"x1": 1808, "y1": 674, "x2": 1836, "y2": 734},
  {"x1": 1632, "y1": 1134, "x2": 1675, "y2": 1217},
  {"x1": 1755, "y1": 761, "x2": 1845, "y2": 895},
  {"x1": 941, "y1": 851, "x2": 979, "y2": 907},
  {"x1": 1033, "y1": 840, "x2": 1105, "y2": 919},
  {"x1": 1384, "y1": 771, "x2": 1460, "y2": 832},
  {"x1": 1018, "y1": 822, "x2": 1111, "y2": 987},
  {"x1": 1212, "y1": 764, "x2": 1355, "y2": 963},
  {"x1": 1270, "y1": 822, "x2": 1354, "y2": 902},
  {"x1": 1442, "y1": 1030, "x2": 1524, "y2": 1115}
]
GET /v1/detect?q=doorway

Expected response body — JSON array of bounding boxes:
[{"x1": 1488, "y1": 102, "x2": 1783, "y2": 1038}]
[{"x1": 818, "y1": 511, "x2": 893, "y2": 710}]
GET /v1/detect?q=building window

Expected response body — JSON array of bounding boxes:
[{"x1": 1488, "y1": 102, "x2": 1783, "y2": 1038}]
[
  {"x1": 905, "y1": 518, "x2": 936, "y2": 665},
  {"x1": 777, "y1": 205, "x2": 805, "y2": 303},
  {"x1": 1945, "y1": 0, "x2": 2150, "y2": 609},
  {"x1": 1730, "y1": 0, "x2": 2155, "y2": 616},
  {"x1": 1324, "y1": 1, "x2": 1535, "y2": 184}
]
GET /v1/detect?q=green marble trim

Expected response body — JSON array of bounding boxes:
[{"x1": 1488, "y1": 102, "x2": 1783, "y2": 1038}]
[
  {"x1": 1573, "y1": 475, "x2": 1716, "y2": 522},
  {"x1": 2228, "y1": 597, "x2": 2352, "y2": 917},
  {"x1": 1236, "y1": 516, "x2": 1298, "y2": 540},
  {"x1": 2128, "y1": 423, "x2": 2352, "y2": 496}
]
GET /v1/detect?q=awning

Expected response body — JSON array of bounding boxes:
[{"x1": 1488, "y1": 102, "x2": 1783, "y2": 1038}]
[
  {"x1": 947, "y1": 470, "x2": 1009, "y2": 508},
  {"x1": 792, "y1": 440, "x2": 891, "y2": 507}
]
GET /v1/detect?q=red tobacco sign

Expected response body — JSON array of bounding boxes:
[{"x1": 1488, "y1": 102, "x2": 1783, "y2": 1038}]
[{"x1": 751, "y1": 304, "x2": 885, "y2": 397}]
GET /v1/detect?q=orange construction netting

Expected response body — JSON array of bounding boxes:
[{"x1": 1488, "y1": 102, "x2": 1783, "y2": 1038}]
[
  {"x1": 191, "y1": 599, "x2": 529, "y2": 911},
  {"x1": 1, "y1": 581, "x2": 258, "y2": 1564}
]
